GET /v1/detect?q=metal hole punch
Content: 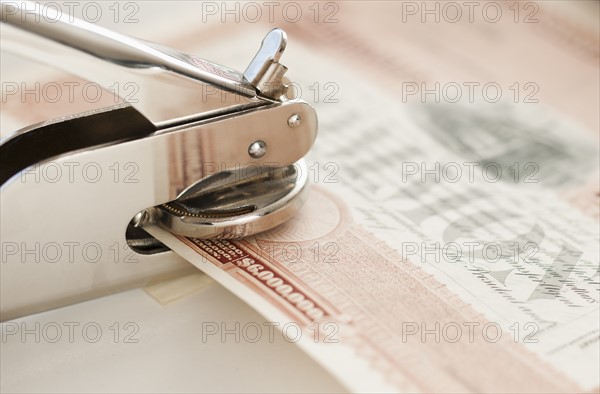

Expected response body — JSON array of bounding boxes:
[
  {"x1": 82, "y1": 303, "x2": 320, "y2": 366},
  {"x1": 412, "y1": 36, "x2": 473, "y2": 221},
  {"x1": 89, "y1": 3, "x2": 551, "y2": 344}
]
[{"x1": 0, "y1": 2, "x2": 317, "y2": 255}]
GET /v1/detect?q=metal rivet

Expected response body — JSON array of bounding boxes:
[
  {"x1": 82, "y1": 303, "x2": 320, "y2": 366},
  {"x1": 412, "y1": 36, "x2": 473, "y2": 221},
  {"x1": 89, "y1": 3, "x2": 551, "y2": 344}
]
[
  {"x1": 248, "y1": 140, "x2": 267, "y2": 158},
  {"x1": 287, "y1": 114, "x2": 301, "y2": 128}
]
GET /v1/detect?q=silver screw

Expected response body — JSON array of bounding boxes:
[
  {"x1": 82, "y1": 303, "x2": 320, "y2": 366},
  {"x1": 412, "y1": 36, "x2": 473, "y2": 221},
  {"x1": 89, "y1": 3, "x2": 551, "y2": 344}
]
[
  {"x1": 287, "y1": 114, "x2": 301, "y2": 128},
  {"x1": 248, "y1": 140, "x2": 267, "y2": 158}
]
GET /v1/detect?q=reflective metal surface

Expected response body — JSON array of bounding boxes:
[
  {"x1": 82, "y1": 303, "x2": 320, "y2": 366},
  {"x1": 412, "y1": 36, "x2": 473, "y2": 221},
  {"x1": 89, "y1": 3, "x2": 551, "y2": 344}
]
[
  {"x1": 243, "y1": 28, "x2": 289, "y2": 99},
  {"x1": 142, "y1": 160, "x2": 309, "y2": 239},
  {"x1": 0, "y1": 1, "x2": 318, "y2": 319},
  {"x1": 0, "y1": 104, "x2": 156, "y2": 185},
  {"x1": 0, "y1": 1, "x2": 276, "y2": 127},
  {"x1": 0, "y1": 99, "x2": 317, "y2": 318}
]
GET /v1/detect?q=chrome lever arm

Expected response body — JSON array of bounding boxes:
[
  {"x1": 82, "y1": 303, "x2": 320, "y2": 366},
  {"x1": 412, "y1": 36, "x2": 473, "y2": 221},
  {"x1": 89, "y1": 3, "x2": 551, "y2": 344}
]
[{"x1": 1, "y1": 1, "x2": 289, "y2": 127}]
